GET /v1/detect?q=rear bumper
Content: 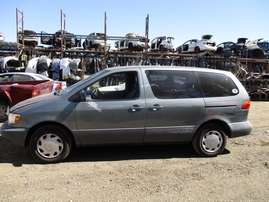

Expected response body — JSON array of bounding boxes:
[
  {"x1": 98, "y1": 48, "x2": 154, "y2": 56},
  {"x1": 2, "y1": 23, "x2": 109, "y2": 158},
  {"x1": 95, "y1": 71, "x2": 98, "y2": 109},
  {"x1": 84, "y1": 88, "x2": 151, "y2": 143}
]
[
  {"x1": 229, "y1": 121, "x2": 253, "y2": 138},
  {"x1": 0, "y1": 122, "x2": 27, "y2": 147}
]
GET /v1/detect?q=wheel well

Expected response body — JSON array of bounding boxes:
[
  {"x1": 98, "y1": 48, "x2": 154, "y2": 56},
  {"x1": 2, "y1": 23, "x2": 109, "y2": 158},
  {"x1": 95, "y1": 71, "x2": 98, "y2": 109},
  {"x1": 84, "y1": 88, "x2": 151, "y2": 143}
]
[
  {"x1": 25, "y1": 122, "x2": 76, "y2": 147},
  {"x1": 193, "y1": 120, "x2": 231, "y2": 140}
]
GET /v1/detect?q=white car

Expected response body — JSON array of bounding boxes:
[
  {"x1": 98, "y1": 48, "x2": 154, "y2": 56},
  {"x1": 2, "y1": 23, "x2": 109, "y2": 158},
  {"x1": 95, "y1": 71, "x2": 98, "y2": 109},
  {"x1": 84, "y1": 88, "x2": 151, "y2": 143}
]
[
  {"x1": 150, "y1": 36, "x2": 174, "y2": 51},
  {"x1": 0, "y1": 32, "x2": 5, "y2": 43},
  {"x1": 83, "y1": 32, "x2": 111, "y2": 51},
  {"x1": 115, "y1": 32, "x2": 149, "y2": 51},
  {"x1": 0, "y1": 72, "x2": 66, "y2": 92},
  {"x1": 176, "y1": 35, "x2": 217, "y2": 54}
]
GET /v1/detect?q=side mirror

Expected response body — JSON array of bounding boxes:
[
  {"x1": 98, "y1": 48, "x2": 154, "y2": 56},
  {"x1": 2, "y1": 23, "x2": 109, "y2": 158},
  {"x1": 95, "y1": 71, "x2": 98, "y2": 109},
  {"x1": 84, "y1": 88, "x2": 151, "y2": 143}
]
[{"x1": 79, "y1": 90, "x2": 86, "y2": 102}]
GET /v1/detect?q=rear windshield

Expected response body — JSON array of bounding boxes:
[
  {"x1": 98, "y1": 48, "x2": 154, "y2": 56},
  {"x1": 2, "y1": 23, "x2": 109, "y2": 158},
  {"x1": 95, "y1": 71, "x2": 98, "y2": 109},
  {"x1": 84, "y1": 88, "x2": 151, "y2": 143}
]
[{"x1": 195, "y1": 72, "x2": 239, "y2": 97}]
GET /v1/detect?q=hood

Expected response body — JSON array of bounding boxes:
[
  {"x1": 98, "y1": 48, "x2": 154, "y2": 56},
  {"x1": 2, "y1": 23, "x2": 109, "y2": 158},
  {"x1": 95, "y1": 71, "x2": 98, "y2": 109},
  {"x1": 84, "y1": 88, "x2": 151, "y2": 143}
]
[
  {"x1": 10, "y1": 92, "x2": 57, "y2": 112},
  {"x1": 202, "y1": 35, "x2": 213, "y2": 40}
]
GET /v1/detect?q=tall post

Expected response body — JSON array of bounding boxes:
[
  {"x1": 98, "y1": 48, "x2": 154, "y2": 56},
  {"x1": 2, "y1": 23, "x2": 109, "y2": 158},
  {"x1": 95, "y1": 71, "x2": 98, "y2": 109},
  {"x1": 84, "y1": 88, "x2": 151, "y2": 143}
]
[
  {"x1": 144, "y1": 14, "x2": 149, "y2": 64},
  {"x1": 60, "y1": 10, "x2": 66, "y2": 58},
  {"x1": 104, "y1": 12, "x2": 107, "y2": 67},
  {"x1": 16, "y1": 8, "x2": 24, "y2": 54}
]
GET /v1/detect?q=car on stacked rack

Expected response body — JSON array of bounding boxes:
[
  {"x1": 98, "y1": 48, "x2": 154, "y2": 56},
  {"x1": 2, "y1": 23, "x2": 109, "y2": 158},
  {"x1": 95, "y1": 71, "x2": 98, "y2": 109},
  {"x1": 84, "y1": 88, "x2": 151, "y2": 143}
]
[
  {"x1": 40, "y1": 30, "x2": 76, "y2": 49},
  {"x1": 18, "y1": 30, "x2": 38, "y2": 48},
  {"x1": 176, "y1": 35, "x2": 217, "y2": 54},
  {"x1": 0, "y1": 32, "x2": 5, "y2": 43},
  {"x1": 83, "y1": 32, "x2": 111, "y2": 51},
  {"x1": 150, "y1": 36, "x2": 174, "y2": 52},
  {"x1": 115, "y1": 32, "x2": 149, "y2": 51},
  {"x1": 216, "y1": 38, "x2": 248, "y2": 56}
]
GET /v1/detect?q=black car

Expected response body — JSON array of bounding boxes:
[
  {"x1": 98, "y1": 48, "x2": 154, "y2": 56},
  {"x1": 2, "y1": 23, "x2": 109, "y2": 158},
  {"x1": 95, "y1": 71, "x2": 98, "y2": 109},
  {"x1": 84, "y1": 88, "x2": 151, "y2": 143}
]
[
  {"x1": 41, "y1": 30, "x2": 76, "y2": 49},
  {"x1": 216, "y1": 38, "x2": 248, "y2": 56}
]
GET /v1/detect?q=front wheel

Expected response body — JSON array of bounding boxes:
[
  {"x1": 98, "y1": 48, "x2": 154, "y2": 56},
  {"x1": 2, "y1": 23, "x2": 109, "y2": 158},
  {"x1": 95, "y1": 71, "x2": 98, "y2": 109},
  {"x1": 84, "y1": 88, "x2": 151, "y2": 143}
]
[
  {"x1": 0, "y1": 100, "x2": 9, "y2": 122},
  {"x1": 128, "y1": 43, "x2": 133, "y2": 51},
  {"x1": 192, "y1": 124, "x2": 227, "y2": 157},
  {"x1": 29, "y1": 125, "x2": 72, "y2": 163},
  {"x1": 177, "y1": 47, "x2": 182, "y2": 53}
]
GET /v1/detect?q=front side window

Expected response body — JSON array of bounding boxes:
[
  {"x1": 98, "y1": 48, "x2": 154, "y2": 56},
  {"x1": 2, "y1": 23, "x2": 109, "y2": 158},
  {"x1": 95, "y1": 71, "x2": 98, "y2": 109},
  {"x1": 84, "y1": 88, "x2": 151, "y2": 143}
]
[
  {"x1": 82, "y1": 71, "x2": 139, "y2": 100},
  {"x1": 195, "y1": 72, "x2": 239, "y2": 97},
  {"x1": 146, "y1": 70, "x2": 202, "y2": 99}
]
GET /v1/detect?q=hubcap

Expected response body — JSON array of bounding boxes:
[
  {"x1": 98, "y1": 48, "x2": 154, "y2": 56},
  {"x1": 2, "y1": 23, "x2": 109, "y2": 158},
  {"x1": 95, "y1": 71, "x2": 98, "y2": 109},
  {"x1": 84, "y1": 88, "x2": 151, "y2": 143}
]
[
  {"x1": 0, "y1": 105, "x2": 7, "y2": 119},
  {"x1": 202, "y1": 130, "x2": 223, "y2": 153},
  {"x1": 37, "y1": 134, "x2": 63, "y2": 158}
]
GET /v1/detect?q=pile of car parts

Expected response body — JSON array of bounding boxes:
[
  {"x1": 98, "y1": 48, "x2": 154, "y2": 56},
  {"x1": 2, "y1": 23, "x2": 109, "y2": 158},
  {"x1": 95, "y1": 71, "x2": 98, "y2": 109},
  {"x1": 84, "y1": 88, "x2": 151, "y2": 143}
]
[{"x1": 246, "y1": 74, "x2": 269, "y2": 101}]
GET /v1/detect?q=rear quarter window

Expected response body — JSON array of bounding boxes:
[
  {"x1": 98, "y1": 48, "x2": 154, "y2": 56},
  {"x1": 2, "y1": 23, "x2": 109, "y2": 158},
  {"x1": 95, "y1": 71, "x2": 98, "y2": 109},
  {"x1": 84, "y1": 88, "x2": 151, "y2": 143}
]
[{"x1": 195, "y1": 72, "x2": 239, "y2": 97}]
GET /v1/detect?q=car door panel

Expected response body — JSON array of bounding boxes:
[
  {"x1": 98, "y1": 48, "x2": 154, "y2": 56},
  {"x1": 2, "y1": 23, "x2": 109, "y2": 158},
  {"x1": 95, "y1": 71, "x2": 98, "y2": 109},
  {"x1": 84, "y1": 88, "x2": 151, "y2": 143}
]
[
  {"x1": 143, "y1": 69, "x2": 205, "y2": 143},
  {"x1": 144, "y1": 98, "x2": 204, "y2": 142},
  {"x1": 75, "y1": 70, "x2": 146, "y2": 146},
  {"x1": 75, "y1": 99, "x2": 146, "y2": 145}
]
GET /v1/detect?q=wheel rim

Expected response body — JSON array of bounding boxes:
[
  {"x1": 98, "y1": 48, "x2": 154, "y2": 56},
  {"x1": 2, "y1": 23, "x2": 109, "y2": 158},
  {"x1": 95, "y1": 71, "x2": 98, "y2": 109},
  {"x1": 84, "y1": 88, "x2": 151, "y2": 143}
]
[
  {"x1": 0, "y1": 105, "x2": 8, "y2": 119},
  {"x1": 202, "y1": 130, "x2": 223, "y2": 153},
  {"x1": 37, "y1": 133, "x2": 64, "y2": 159}
]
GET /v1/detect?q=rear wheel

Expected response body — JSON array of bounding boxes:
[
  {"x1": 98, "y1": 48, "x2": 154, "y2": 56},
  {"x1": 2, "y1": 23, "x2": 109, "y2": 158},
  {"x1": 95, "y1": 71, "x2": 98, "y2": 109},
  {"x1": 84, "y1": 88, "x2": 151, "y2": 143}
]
[
  {"x1": 192, "y1": 124, "x2": 227, "y2": 157},
  {"x1": 160, "y1": 45, "x2": 165, "y2": 51},
  {"x1": 0, "y1": 101, "x2": 9, "y2": 122},
  {"x1": 29, "y1": 125, "x2": 72, "y2": 163},
  {"x1": 195, "y1": 47, "x2": 200, "y2": 54}
]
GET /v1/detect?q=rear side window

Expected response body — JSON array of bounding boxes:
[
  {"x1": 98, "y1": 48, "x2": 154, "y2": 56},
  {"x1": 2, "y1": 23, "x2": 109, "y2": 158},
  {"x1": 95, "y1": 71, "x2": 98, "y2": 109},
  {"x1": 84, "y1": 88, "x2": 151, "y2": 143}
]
[
  {"x1": 195, "y1": 72, "x2": 239, "y2": 97},
  {"x1": 146, "y1": 70, "x2": 202, "y2": 99}
]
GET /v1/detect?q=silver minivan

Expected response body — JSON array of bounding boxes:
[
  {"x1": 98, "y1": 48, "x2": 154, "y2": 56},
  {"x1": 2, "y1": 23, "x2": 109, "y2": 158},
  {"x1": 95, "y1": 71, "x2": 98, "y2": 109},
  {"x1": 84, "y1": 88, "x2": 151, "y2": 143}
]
[{"x1": 0, "y1": 66, "x2": 252, "y2": 163}]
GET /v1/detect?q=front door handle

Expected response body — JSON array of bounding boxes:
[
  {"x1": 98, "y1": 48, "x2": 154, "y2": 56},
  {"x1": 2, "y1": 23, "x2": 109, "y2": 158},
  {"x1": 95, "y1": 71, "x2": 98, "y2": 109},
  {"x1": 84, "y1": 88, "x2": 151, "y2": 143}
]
[
  {"x1": 129, "y1": 105, "x2": 143, "y2": 112},
  {"x1": 148, "y1": 104, "x2": 162, "y2": 111}
]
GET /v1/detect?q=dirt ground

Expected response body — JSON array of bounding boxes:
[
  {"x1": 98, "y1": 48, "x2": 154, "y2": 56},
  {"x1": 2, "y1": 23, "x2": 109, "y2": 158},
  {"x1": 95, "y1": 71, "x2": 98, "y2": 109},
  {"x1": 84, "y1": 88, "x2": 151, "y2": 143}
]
[{"x1": 0, "y1": 101, "x2": 268, "y2": 202}]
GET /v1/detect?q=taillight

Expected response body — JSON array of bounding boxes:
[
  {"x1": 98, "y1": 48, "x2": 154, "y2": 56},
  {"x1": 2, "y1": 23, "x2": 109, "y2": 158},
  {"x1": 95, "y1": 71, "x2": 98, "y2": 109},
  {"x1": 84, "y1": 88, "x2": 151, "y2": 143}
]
[
  {"x1": 241, "y1": 100, "x2": 251, "y2": 109},
  {"x1": 55, "y1": 82, "x2": 62, "y2": 91},
  {"x1": 32, "y1": 86, "x2": 37, "y2": 97}
]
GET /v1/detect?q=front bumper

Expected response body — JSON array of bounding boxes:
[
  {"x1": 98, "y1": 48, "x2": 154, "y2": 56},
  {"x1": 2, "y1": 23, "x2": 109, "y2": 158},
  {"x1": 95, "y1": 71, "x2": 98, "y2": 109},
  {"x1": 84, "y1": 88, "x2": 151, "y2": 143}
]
[{"x1": 0, "y1": 122, "x2": 28, "y2": 147}]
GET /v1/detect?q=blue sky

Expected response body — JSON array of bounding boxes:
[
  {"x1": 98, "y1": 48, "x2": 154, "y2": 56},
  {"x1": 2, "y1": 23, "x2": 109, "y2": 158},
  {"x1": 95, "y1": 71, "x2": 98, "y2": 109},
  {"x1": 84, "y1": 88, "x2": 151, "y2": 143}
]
[{"x1": 1, "y1": 0, "x2": 268, "y2": 48}]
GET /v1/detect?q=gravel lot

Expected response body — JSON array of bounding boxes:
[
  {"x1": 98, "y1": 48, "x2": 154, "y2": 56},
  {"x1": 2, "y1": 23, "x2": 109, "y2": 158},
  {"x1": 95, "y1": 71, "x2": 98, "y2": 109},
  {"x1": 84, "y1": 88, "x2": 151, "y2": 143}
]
[{"x1": 0, "y1": 101, "x2": 268, "y2": 202}]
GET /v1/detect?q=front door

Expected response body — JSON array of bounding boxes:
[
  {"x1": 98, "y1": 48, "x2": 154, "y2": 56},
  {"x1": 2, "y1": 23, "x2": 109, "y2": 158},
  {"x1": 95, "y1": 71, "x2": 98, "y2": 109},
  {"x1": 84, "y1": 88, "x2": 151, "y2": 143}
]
[{"x1": 75, "y1": 70, "x2": 146, "y2": 145}]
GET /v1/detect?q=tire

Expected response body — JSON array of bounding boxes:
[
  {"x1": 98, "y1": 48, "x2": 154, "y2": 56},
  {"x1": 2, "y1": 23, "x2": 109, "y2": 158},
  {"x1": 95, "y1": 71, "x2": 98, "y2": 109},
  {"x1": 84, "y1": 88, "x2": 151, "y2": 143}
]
[
  {"x1": 128, "y1": 43, "x2": 133, "y2": 51},
  {"x1": 192, "y1": 124, "x2": 227, "y2": 157},
  {"x1": 159, "y1": 45, "x2": 165, "y2": 51},
  {"x1": 95, "y1": 45, "x2": 100, "y2": 51},
  {"x1": 29, "y1": 125, "x2": 72, "y2": 163},
  {"x1": 0, "y1": 100, "x2": 9, "y2": 122},
  {"x1": 195, "y1": 47, "x2": 200, "y2": 54},
  {"x1": 177, "y1": 47, "x2": 182, "y2": 53}
]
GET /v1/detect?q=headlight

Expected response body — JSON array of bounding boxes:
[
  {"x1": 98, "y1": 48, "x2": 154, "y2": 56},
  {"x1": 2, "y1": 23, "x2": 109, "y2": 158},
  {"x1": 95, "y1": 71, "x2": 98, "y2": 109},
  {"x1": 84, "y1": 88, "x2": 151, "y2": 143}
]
[{"x1": 8, "y1": 113, "x2": 21, "y2": 124}]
